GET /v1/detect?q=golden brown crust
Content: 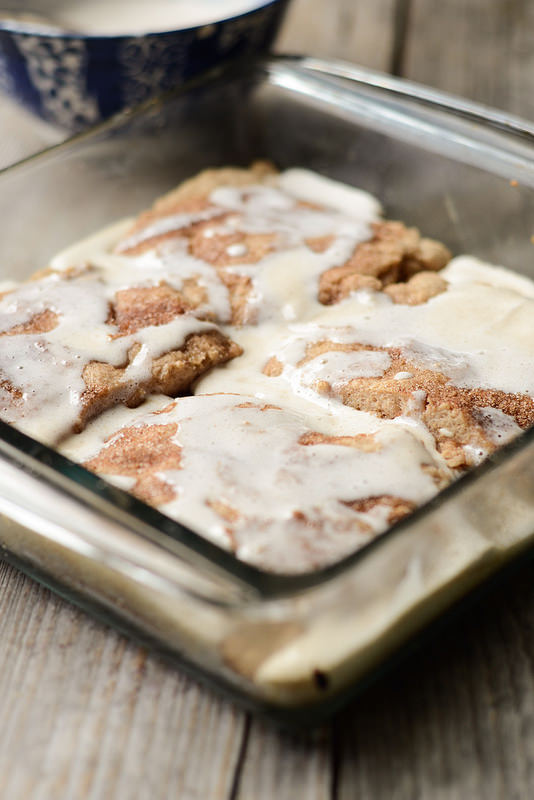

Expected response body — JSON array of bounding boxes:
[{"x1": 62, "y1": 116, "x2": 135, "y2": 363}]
[
  {"x1": 150, "y1": 332, "x2": 242, "y2": 394},
  {"x1": 108, "y1": 282, "x2": 210, "y2": 336},
  {"x1": 84, "y1": 422, "x2": 181, "y2": 505},
  {"x1": 384, "y1": 271, "x2": 448, "y2": 305},
  {"x1": 1, "y1": 309, "x2": 59, "y2": 336},
  {"x1": 116, "y1": 161, "x2": 276, "y2": 256},
  {"x1": 4, "y1": 163, "x2": 529, "y2": 571},
  {"x1": 218, "y1": 272, "x2": 255, "y2": 326},
  {"x1": 207, "y1": 499, "x2": 240, "y2": 523},
  {"x1": 318, "y1": 221, "x2": 451, "y2": 305},
  {"x1": 298, "y1": 431, "x2": 380, "y2": 452},
  {"x1": 80, "y1": 331, "x2": 242, "y2": 431},
  {"x1": 150, "y1": 161, "x2": 277, "y2": 217},
  {"x1": 305, "y1": 234, "x2": 335, "y2": 253},
  {"x1": 263, "y1": 356, "x2": 284, "y2": 377},
  {"x1": 274, "y1": 339, "x2": 534, "y2": 470},
  {"x1": 345, "y1": 495, "x2": 417, "y2": 525},
  {"x1": 189, "y1": 230, "x2": 276, "y2": 267},
  {"x1": 0, "y1": 379, "x2": 22, "y2": 404},
  {"x1": 407, "y1": 237, "x2": 452, "y2": 274},
  {"x1": 115, "y1": 209, "x2": 226, "y2": 257},
  {"x1": 112, "y1": 162, "x2": 282, "y2": 321},
  {"x1": 235, "y1": 401, "x2": 282, "y2": 411},
  {"x1": 115, "y1": 167, "x2": 452, "y2": 326}
]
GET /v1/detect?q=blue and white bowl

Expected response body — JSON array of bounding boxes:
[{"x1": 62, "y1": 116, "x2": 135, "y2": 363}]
[{"x1": 0, "y1": 0, "x2": 289, "y2": 130}]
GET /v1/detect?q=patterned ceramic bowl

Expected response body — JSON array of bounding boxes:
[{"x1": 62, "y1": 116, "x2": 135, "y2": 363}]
[{"x1": 0, "y1": 0, "x2": 289, "y2": 130}]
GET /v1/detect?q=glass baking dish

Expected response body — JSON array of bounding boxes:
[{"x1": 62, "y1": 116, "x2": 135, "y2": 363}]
[{"x1": 1, "y1": 55, "x2": 534, "y2": 725}]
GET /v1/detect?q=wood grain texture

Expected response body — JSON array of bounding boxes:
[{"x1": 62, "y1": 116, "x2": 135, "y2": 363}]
[
  {"x1": 1, "y1": 2, "x2": 534, "y2": 799},
  {"x1": 403, "y1": 0, "x2": 534, "y2": 119},
  {"x1": 276, "y1": 0, "x2": 398, "y2": 71},
  {"x1": 335, "y1": 565, "x2": 534, "y2": 799},
  {"x1": 0, "y1": 564, "x2": 245, "y2": 800},
  {"x1": 235, "y1": 721, "x2": 332, "y2": 799}
]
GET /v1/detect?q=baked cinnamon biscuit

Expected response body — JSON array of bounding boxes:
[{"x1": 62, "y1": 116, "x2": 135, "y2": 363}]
[
  {"x1": 4, "y1": 165, "x2": 534, "y2": 573},
  {"x1": 63, "y1": 393, "x2": 448, "y2": 572},
  {"x1": 264, "y1": 334, "x2": 532, "y2": 470},
  {"x1": 111, "y1": 164, "x2": 385, "y2": 324},
  {"x1": 0, "y1": 268, "x2": 240, "y2": 443}
]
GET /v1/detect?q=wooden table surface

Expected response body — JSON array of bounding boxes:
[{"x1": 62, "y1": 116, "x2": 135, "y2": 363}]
[{"x1": 1, "y1": 2, "x2": 534, "y2": 798}]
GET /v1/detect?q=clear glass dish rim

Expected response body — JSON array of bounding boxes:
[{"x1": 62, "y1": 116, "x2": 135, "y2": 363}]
[{"x1": 1, "y1": 53, "x2": 533, "y2": 600}]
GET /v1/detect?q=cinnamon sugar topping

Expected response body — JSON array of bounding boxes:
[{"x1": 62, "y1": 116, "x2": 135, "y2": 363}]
[{"x1": 2, "y1": 165, "x2": 533, "y2": 572}]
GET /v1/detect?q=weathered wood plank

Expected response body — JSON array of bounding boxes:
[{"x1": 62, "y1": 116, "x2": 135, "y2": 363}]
[
  {"x1": 235, "y1": 721, "x2": 332, "y2": 800},
  {"x1": 336, "y1": 565, "x2": 534, "y2": 800},
  {"x1": 403, "y1": 0, "x2": 534, "y2": 119},
  {"x1": 0, "y1": 564, "x2": 246, "y2": 800},
  {"x1": 276, "y1": 0, "x2": 398, "y2": 72}
]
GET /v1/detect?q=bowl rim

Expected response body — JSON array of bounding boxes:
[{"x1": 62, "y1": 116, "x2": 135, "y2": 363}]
[{"x1": 0, "y1": 0, "x2": 285, "y2": 41}]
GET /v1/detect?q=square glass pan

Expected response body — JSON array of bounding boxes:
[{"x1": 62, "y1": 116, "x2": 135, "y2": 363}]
[{"x1": 1, "y1": 55, "x2": 534, "y2": 724}]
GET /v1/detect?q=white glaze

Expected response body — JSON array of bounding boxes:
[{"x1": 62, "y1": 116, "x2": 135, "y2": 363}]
[
  {"x1": 202, "y1": 262, "x2": 534, "y2": 399},
  {"x1": 3, "y1": 167, "x2": 534, "y2": 571},
  {"x1": 473, "y1": 406, "x2": 523, "y2": 445},
  {"x1": 0, "y1": 268, "x2": 220, "y2": 442},
  {"x1": 62, "y1": 393, "x2": 445, "y2": 571}
]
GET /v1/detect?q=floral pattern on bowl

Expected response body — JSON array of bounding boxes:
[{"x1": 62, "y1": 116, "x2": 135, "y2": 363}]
[{"x1": 0, "y1": 1, "x2": 288, "y2": 130}]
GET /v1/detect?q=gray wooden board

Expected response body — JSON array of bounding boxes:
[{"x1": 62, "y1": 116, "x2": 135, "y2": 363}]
[
  {"x1": 1, "y1": 1, "x2": 534, "y2": 798},
  {"x1": 403, "y1": 0, "x2": 534, "y2": 119},
  {"x1": 276, "y1": 0, "x2": 397, "y2": 71}
]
